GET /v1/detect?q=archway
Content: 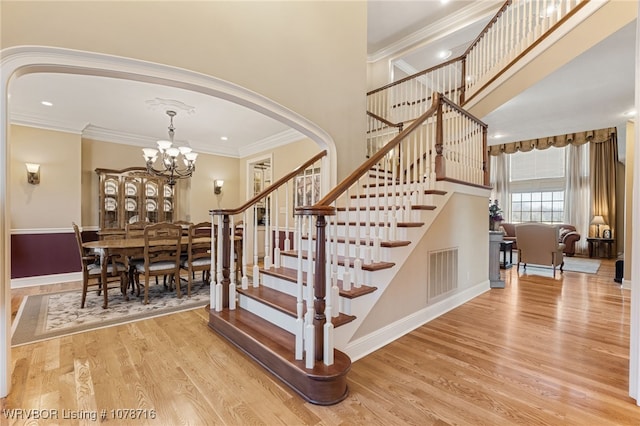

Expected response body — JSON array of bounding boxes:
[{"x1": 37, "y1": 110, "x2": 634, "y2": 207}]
[{"x1": 0, "y1": 46, "x2": 337, "y2": 397}]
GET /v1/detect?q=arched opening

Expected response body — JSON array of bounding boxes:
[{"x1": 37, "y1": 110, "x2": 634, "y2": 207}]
[{"x1": 0, "y1": 46, "x2": 337, "y2": 397}]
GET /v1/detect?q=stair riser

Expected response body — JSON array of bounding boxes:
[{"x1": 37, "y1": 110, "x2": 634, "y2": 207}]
[
  {"x1": 336, "y1": 209, "x2": 420, "y2": 223},
  {"x1": 278, "y1": 255, "x2": 387, "y2": 281},
  {"x1": 299, "y1": 238, "x2": 392, "y2": 259},
  {"x1": 237, "y1": 294, "x2": 297, "y2": 333}
]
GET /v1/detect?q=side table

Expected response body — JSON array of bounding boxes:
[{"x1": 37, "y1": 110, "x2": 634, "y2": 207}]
[
  {"x1": 587, "y1": 237, "x2": 614, "y2": 258},
  {"x1": 499, "y1": 240, "x2": 514, "y2": 269}
]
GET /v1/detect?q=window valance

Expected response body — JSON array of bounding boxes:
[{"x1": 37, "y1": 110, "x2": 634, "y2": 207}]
[{"x1": 488, "y1": 127, "x2": 616, "y2": 156}]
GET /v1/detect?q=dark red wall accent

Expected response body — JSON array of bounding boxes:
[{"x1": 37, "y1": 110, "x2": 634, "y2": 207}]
[{"x1": 10, "y1": 232, "x2": 96, "y2": 279}]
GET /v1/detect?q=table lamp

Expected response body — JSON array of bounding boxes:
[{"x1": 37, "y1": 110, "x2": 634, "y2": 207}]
[{"x1": 591, "y1": 215, "x2": 605, "y2": 237}]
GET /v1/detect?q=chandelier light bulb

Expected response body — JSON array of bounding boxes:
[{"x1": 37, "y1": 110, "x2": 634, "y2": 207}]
[{"x1": 142, "y1": 110, "x2": 197, "y2": 186}]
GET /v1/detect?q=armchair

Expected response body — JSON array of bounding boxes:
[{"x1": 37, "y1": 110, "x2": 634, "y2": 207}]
[{"x1": 515, "y1": 223, "x2": 565, "y2": 277}]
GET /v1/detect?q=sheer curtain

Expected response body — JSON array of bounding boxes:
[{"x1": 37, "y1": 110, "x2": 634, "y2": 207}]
[
  {"x1": 564, "y1": 143, "x2": 590, "y2": 254},
  {"x1": 489, "y1": 153, "x2": 510, "y2": 221}
]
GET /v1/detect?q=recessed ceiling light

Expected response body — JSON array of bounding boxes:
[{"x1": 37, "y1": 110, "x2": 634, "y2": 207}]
[
  {"x1": 438, "y1": 50, "x2": 452, "y2": 60},
  {"x1": 624, "y1": 109, "x2": 637, "y2": 117},
  {"x1": 440, "y1": 0, "x2": 450, "y2": 4},
  {"x1": 220, "y1": 136, "x2": 228, "y2": 141},
  {"x1": 41, "y1": 101, "x2": 53, "y2": 106},
  {"x1": 492, "y1": 134, "x2": 504, "y2": 139}
]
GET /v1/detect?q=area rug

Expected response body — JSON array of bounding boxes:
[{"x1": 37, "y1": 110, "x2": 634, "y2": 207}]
[
  {"x1": 12, "y1": 281, "x2": 210, "y2": 347},
  {"x1": 509, "y1": 253, "x2": 601, "y2": 275}
]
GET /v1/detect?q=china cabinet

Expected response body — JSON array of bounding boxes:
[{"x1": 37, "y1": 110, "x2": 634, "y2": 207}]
[{"x1": 96, "y1": 167, "x2": 176, "y2": 237}]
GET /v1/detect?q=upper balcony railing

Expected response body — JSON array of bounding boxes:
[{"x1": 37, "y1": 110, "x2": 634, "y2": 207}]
[{"x1": 367, "y1": 0, "x2": 588, "y2": 125}]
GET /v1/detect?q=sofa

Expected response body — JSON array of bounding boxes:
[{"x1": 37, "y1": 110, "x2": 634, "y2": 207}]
[{"x1": 500, "y1": 223, "x2": 581, "y2": 257}]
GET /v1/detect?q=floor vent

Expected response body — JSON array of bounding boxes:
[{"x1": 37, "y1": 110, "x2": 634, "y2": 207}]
[{"x1": 428, "y1": 248, "x2": 458, "y2": 300}]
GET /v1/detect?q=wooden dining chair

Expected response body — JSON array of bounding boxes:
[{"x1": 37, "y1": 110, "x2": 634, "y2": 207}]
[
  {"x1": 133, "y1": 222, "x2": 183, "y2": 304},
  {"x1": 72, "y1": 222, "x2": 127, "y2": 309},
  {"x1": 180, "y1": 222, "x2": 212, "y2": 296}
]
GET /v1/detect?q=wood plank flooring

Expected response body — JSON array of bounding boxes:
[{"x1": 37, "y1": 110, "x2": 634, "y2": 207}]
[{"x1": 3, "y1": 257, "x2": 640, "y2": 425}]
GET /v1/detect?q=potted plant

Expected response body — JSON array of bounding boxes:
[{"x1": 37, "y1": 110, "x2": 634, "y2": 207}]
[{"x1": 489, "y1": 199, "x2": 504, "y2": 231}]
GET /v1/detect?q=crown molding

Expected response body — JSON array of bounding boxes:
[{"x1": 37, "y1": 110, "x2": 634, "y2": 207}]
[
  {"x1": 367, "y1": 1, "x2": 501, "y2": 63},
  {"x1": 238, "y1": 128, "x2": 306, "y2": 158},
  {"x1": 9, "y1": 112, "x2": 85, "y2": 135}
]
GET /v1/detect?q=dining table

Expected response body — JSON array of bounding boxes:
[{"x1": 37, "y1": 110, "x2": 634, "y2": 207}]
[
  {"x1": 83, "y1": 234, "x2": 242, "y2": 306},
  {"x1": 83, "y1": 236, "x2": 212, "y2": 306}
]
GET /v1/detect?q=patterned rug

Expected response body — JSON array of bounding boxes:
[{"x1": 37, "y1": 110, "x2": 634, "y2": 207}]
[{"x1": 12, "y1": 280, "x2": 210, "y2": 347}]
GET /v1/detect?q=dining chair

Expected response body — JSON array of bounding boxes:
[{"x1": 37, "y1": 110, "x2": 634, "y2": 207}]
[
  {"x1": 72, "y1": 222, "x2": 127, "y2": 309},
  {"x1": 133, "y1": 222, "x2": 183, "y2": 304},
  {"x1": 180, "y1": 222, "x2": 212, "y2": 296}
]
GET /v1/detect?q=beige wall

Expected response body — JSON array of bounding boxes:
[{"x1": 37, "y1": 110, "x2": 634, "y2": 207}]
[
  {"x1": 353, "y1": 192, "x2": 489, "y2": 338},
  {"x1": 10, "y1": 125, "x2": 81, "y2": 229},
  {"x1": 1, "y1": 1, "x2": 367, "y2": 180},
  {"x1": 188, "y1": 153, "x2": 241, "y2": 224},
  {"x1": 624, "y1": 120, "x2": 635, "y2": 281}
]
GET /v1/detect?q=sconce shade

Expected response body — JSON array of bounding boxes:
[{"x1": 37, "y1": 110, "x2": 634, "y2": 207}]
[
  {"x1": 214, "y1": 179, "x2": 224, "y2": 195},
  {"x1": 26, "y1": 163, "x2": 40, "y2": 185}
]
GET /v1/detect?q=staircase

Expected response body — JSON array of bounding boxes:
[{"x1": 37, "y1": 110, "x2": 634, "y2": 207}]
[{"x1": 206, "y1": 0, "x2": 598, "y2": 406}]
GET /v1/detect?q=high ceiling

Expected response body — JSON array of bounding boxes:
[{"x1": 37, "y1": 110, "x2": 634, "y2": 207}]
[{"x1": 7, "y1": 1, "x2": 637, "y2": 159}]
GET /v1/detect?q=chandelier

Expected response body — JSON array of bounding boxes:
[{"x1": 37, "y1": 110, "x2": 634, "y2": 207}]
[{"x1": 142, "y1": 110, "x2": 198, "y2": 186}]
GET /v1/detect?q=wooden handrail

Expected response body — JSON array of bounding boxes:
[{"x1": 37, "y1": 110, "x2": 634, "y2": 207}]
[
  {"x1": 305, "y1": 93, "x2": 441, "y2": 211},
  {"x1": 462, "y1": 0, "x2": 512, "y2": 57},
  {"x1": 367, "y1": 111, "x2": 402, "y2": 129},
  {"x1": 366, "y1": 56, "x2": 464, "y2": 96},
  {"x1": 441, "y1": 96, "x2": 488, "y2": 129},
  {"x1": 210, "y1": 150, "x2": 327, "y2": 216}
]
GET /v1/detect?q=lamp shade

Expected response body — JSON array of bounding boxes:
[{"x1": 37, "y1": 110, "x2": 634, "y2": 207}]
[{"x1": 591, "y1": 215, "x2": 606, "y2": 225}]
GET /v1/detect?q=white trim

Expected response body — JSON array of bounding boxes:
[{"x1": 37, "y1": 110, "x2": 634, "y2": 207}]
[
  {"x1": 11, "y1": 272, "x2": 81, "y2": 289},
  {"x1": 11, "y1": 227, "x2": 73, "y2": 235},
  {"x1": 238, "y1": 129, "x2": 306, "y2": 158},
  {"x1": 623, "y1": 278, "x2": 632, "y2": 291},
  {"x1": 10, "y1": 112, "x2": 85, "y2": 135},
  {"x1": 344, "y1": 280, "x2": 489, "y2": 362},
  {"x1": 368, "y1": 1, "x2": 501, "y2": 63}
]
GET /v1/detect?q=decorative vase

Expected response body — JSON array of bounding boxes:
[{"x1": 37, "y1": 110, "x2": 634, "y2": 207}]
[{"x1": 490, "y1": 219, "x2": 502, "y2": 231}]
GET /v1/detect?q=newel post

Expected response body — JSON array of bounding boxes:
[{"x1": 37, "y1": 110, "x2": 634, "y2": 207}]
[
  {"x1": 434, "y1": 94, "x2": 445, "y2": 180},
  {"x1": 297, "y1": 205, "x2": 335, "y2": 362},
  {"x1": 482, "y1": 125, "x2": 489, "y2": 186},
  {"x1": 221, "y1": 214, "x2": 231, "y2": 308}
]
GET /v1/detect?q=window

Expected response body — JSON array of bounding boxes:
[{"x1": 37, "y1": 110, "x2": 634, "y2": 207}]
[
  {"x1": 511, "y1": 191, "x2": 565, "y2": 223},
  {"x1": 509, "y1": 147, "x2": 566, "y2": 224}
]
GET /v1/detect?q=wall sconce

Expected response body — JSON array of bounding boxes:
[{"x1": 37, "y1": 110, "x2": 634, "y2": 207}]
[
  {"x1": 26, "y1": 163, "x2": 40, "y2": 185},
  {"x1": 214, "y1": 179, "x2": 224, "y2": 195}
]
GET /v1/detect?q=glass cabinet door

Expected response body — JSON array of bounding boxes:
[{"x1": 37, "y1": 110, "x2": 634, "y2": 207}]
[
  {"x1": 144, "y1": 180, "x2": 159, "y2": 223},
  {"x1": 102, "y1": 176, "x2": 120, "y2": 229},
  {"x1": 162, "y1": 183, "x2": 174, "y2": 223},
  {"x1": 123, "y1": 177, "x2": 143, "y2": 225}
]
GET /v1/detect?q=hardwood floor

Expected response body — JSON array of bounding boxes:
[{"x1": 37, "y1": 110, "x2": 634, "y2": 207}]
[{"x1": 3, "y1": 257, "x2": 639, "y2": 425}]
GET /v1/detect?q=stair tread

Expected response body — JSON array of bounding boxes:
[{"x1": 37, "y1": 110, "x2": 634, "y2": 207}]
[
  {"x1": 261, "y1": 266, "x2": 377, "y2": 299},
  {"x1": 336, "y1": 221, "x2": 424, "y2": 228},
  {"x1": 209, "y1": 308, "x2": 351, "y2": 378},
  {"x1": 301, "y1": 234, "x2": 411, "y2": 248},
  {"x1": 351, "y1": 189, "x2": 447, "y2": 198},
  {"x1": 281, "y1": 250, "x2": 395, "y2": 271},
  {"x1": 337, "y1": 205, "x2": 436, "y2": 211},
  {"x1": 238, "y1": 285, "x2": 356, "y2": 327}
]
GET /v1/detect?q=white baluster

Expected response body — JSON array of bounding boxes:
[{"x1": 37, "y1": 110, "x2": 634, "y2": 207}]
[
  {"x1": 241, "y1": 210, "x2": 249, "y2": 290},
  {"x1": 229, "y1": 216, "x2": 236, "y2": 310},
  {"x1": 274, "y1": 188, "x2": 281, "y2": 268},
  {"x1": 295, "y1": 218, "x2": 304, "y2": 360}
]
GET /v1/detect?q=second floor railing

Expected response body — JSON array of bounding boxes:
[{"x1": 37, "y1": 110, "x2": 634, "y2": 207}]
[{"x1": 367, "y1": 0, "x2": 588, "y2": 125}]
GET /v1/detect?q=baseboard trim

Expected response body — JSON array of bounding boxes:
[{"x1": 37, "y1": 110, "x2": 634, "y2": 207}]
[
  {"x1": 11, "y1": 272, "x2": 81, "y2": 289},
  {"x1": 344, "y1": 280, "x2": 490, "y2": 361},
  {"x1": 622, "y1": 278, "x2": 631, "y2": 290}
]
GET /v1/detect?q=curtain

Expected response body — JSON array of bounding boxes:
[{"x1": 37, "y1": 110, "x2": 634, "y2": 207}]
[
  {"x1": 489, "y1": 154, "x2": 510, "y2": 221},
  {"x1": 488, "y1": 127, "x2": 615, "y2": 156},
  {"x1": 564, "y1": 143, "x2": 590, "y2": 254},
  {"x1": 590, "y1": 133, "x2": 618, "y2": 254}
]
